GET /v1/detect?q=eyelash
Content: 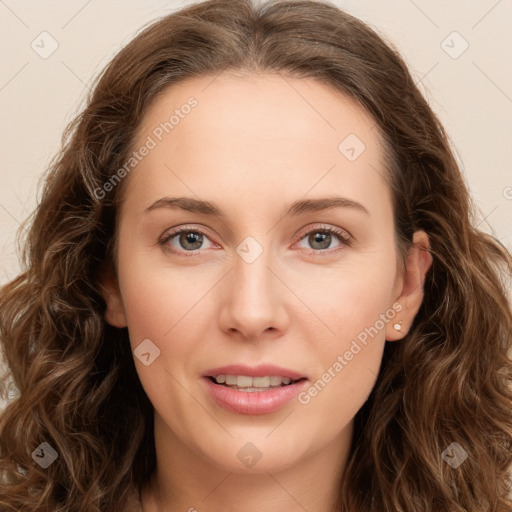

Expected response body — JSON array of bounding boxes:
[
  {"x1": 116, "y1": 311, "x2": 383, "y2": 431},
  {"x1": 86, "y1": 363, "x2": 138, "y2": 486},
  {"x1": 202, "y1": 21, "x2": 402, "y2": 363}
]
[{"x1": 158, "y1": 224, "x2": 352, "y2": 257}]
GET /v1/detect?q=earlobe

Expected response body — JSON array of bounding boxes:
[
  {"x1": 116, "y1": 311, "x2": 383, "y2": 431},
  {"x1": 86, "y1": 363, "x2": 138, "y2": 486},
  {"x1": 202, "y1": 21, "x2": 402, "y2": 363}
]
[
  {"x1": 386, "y1": 230, "x2": 432, "y2": 341},
  {"x1": 96, "y1": 262, "x2": 128, "y2": 328}
]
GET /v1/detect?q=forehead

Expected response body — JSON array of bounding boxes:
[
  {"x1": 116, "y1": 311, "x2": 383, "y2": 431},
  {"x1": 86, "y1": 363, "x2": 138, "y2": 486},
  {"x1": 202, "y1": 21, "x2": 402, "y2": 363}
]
[{"x1": 123, "y1": 72, "x2": 390, "y2": 214}]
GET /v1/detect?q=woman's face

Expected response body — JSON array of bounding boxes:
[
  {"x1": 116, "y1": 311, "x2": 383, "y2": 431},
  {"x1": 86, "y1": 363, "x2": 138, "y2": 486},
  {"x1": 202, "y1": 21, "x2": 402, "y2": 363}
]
[{"x1": 102, "y1": 72, "x2": 429, "y2": 474}]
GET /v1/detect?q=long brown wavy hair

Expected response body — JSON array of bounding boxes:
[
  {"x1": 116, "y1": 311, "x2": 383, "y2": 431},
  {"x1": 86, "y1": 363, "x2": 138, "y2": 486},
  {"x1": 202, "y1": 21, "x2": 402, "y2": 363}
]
[{"x1": 1, "y1": 0, "x2": 511, "y2": 510}]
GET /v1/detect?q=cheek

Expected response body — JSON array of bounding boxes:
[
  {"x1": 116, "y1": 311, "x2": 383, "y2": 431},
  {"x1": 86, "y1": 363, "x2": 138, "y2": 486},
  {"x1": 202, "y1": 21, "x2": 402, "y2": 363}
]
[
  {"x1": 297, "y1": 295, "x2": 389, "y2": 435},
  {"x1": 116, "y1": 246, "x2": 221, "y2": 400},
  {"x1": 116, "y1": 241, "x2": 208, "y2": 341},
  {"x1": 298, "y1": 256, "x2": 397, "y2": 411},
  {"x1": 306, "y1": 253, "x2": 397, "y2": 344},
  {"x1": 116, "y1": 255, "x2": 208, "y2": 415}
]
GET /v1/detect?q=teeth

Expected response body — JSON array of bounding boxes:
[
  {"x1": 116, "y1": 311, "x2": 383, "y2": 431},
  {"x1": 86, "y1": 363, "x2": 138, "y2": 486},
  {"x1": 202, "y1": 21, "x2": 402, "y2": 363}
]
[
  {"x1": 237, "y1": 375, "x2": 253, "y2": 387},
  {"x1": 225, "y1": 375, "x2": 237, "y2": 385},
  {"x1": 253, "y1": 376, "x2": 270, "y2": 387},
  {"x1": 269, "y1": 376, "x2": 282, "y2": 386},
  {"x1": 214, "y1": 375, "x2": 295, "y2": 388}
]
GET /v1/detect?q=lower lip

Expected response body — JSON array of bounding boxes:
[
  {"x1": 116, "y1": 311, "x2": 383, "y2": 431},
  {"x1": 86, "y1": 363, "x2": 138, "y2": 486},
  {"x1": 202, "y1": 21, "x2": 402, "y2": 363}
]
[{"x1": 202, "y1": 377, "x2": 309, "y2": 415}]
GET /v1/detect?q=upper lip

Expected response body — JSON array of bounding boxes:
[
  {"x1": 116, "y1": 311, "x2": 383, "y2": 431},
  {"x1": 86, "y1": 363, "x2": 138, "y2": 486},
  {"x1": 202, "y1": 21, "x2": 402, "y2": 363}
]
[{"x1": 203, "y1": 364, "x2": 307, "y2": 380}]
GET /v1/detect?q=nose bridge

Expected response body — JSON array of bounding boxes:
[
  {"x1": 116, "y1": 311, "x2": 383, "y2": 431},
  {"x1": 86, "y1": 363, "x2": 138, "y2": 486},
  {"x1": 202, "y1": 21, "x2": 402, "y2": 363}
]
[
  {"x1": 220, "y1": 235, "x2": 286, "y2": 337},
  {"x1": 233, "y1": 237, "x2": 274, "y2": 311}
]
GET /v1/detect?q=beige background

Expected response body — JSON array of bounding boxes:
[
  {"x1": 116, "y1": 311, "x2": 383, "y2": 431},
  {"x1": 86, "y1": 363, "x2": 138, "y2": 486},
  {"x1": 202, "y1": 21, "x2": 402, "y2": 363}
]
[
  {"x1": 1, "y1": 0, "x2": 511, "y2": 285},
  {"x1": 0, "y1": 0, "x2": 511, "y2": 490}
]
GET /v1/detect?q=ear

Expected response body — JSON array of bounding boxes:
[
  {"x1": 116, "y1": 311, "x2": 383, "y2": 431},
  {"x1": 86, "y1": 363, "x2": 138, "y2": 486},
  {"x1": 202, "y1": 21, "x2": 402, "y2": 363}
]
[
  {"x1": 96, "y1": 261, "x2": 128, "y2": 328},
  {"x1": 386, "y1": 230, "x2": 432, "y2": 341}
]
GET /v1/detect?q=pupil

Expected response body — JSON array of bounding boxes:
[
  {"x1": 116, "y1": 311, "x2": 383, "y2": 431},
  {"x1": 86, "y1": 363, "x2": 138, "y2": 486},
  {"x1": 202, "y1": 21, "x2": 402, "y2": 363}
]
[
  {"x1": 180, "y1": 232, "x2": 203, "y2": 250},
  {"x1": 310, "y1": 232, "x2": 330, "y2": 250}
]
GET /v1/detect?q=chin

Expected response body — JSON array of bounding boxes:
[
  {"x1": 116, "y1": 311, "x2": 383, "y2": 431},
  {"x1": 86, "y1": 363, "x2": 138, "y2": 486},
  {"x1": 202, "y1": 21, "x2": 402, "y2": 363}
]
[{"x1": 196, "y1": 437, "x2": 308, "y2": 474}]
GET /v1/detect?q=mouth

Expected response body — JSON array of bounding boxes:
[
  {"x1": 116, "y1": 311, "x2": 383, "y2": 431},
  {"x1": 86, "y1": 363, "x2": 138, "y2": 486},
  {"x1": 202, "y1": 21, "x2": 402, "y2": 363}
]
[
  {"x1": 206, "y1": 374, "x2": 308, "y2": 392},
  {"x1": 201, "y1": 364, "x2": 309, "y2": 413},
  {"x1": 202, "y1": 372, "x2": 310, "y2": 415}
]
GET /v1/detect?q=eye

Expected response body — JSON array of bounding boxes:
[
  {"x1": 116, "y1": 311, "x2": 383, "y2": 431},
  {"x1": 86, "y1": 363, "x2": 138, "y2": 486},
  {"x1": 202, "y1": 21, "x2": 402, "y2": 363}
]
[
  {"x1": 158, "y1": 224, "x2": 352, "y2": 256},
  {"x1": 294, "y1": 225, "x2": 352, "y2": 254},
  {"x1": 159, "y1": 226, "x2": 217, "y2": 256}
]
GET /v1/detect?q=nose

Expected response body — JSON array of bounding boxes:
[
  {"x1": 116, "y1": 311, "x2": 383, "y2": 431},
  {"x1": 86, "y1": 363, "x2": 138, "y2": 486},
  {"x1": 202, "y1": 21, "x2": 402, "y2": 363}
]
[{"x1": 218, "y1": 244, "x2": 289, "y2": 341}]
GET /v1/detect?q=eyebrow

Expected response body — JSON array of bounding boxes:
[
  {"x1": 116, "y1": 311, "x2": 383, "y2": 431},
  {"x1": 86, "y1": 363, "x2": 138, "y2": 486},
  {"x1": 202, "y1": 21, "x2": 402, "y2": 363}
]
[
  {"x1": 144, "y1": 195, "x2": 370, "y2": 218},
  {"x1": 144, "y1": 195, "x2": 371, "y2": 218}
]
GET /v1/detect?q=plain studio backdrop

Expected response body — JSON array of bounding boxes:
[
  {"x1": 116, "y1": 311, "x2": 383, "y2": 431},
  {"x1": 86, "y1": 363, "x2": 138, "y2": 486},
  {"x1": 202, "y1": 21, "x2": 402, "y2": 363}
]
[
  {"x1": 0, "y1": 0, "x2": 511, "y2": 287},
  {"x1": 0, "y1": 1, "x2": 511, "y2": 372},
  {"x1": 0, "y1": 3, "x2": 511, "y2": 497}
]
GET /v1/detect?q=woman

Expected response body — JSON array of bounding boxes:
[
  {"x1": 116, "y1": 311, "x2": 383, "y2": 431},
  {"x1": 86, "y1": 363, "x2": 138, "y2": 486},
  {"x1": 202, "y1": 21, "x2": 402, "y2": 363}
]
[{"x1": 1, "y1": 0, "x2": 511, "y2": 510}]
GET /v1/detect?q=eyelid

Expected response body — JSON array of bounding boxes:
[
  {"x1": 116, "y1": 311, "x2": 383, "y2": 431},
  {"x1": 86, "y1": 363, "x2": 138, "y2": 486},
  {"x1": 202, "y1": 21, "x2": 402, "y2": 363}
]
[
  {"x1": 158, "y1": 224, "x2": 217, "y2": 252},
  {"x1": 291, "y1": 223, "x2": 352, "y2": 255},
  {"x1": 293, "y1": 223, "x2": 352, "y2": 243}
]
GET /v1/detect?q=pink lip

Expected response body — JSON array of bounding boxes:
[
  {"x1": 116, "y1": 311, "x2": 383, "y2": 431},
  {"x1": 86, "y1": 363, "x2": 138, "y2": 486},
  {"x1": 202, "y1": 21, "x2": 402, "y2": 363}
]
[
  {"x1": 202, "y1": 376, "x2": 309, "y2": 415},
  {"x1": 202, "y1": 364, "x2": 306, "y2": 380}
]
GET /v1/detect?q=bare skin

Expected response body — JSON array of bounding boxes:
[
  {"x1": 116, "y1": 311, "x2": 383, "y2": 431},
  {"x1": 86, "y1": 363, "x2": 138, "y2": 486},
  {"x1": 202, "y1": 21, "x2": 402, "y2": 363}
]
[{"x1": 99, "y1": 72, "x2": 432, "y2": 512}]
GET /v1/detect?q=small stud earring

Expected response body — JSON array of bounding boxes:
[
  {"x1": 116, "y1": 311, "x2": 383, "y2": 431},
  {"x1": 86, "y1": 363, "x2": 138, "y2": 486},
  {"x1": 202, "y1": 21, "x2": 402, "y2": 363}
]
[{"x1": 393, "y1": 321, "x2": 403, "y2": 331}]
